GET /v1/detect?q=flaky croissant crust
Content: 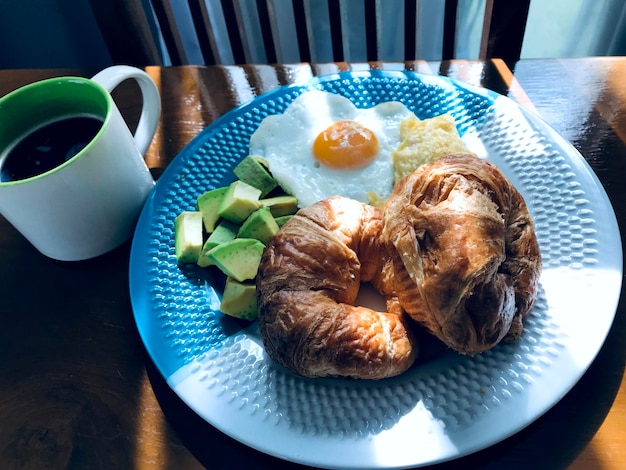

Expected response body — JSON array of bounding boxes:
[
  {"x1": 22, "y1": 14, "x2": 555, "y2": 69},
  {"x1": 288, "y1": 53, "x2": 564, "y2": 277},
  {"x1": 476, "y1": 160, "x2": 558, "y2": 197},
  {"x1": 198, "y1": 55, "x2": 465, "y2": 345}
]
[
  {"x1": 257, "y1": 196, "x2": 418, "y2": 380},
  {"x1": 382, "y1": 154, "x2": 542, "y2": 354}
]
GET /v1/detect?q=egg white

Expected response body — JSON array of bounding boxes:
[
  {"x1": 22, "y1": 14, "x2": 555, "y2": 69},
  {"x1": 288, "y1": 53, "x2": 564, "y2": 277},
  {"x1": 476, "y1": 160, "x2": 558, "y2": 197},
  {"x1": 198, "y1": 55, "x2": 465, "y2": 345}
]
[{"x1": 248, "y1": 90, "x2": 416, "y2": 208}]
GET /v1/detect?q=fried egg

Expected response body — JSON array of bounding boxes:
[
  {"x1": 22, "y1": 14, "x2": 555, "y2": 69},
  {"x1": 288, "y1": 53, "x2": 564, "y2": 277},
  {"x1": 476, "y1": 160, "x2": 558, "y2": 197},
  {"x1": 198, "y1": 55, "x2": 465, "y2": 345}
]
[{"x1": 248, "y1": 90, "x2": 416, "y2": 208}]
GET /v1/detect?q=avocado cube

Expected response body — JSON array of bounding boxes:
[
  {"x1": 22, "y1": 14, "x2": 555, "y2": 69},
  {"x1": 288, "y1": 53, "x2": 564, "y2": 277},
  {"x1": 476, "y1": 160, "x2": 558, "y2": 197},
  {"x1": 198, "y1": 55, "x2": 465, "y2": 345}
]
[
  {"x1": 237, "y1": 206, "x2": 279, "y2": 245},
  {"x1": 233, "y1": 155, "x2": 278, "y2": 197},
  {"x1": 197, "y1": 219, "x2": 239, "y2": 267},
  {"x1": 174, "y1": 211, "x2": 204, "y2": 263},
  {"x1": 252, "y1": 155, "x2": 270, "y2": 170},
  {"x1": 218, "y1": 180, "x2": 262, "y2": 223},
  {"x1": 207, "y1": 238, "x2": 265, "y2": 282},
  {"x1": 197, "y1": 186, "x2": 228, "y2": 233},
  {"x1": 220, "y1": 277, "x2": 258, "y2": 320},
  {"x1": 274, "y1": 215, "x2": 293, "y2": 228},
  {"x1": 259, "y1": 195, "x2": 299, "y2": 217}
]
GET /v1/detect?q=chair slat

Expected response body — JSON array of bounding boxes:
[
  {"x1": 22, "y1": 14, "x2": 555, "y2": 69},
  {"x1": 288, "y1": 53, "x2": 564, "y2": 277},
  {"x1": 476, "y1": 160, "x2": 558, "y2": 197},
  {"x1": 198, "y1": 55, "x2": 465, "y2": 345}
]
[
  {"x1": 303, "y1": 0, "x2": 334, "y2": 63},
  {"x1": 339, "y1": 0, "x2": 367, "y2": 62},
  {"x1": 328, "y1": 0, "x2": 345, "y2": 62},
  {"x1": 257, "y1": 0, "x2": 277, "y2": 64},
  {"x1": 88, "y1": 0, "x2": 162, "y2": 66},
  {"x1": 480, "y1": 0, "x2": 531, "y2": 66},
  {"x1": 151, "y1": 0, "x2": 189, "y2": 65},
  {"x1": 221, "y1": 0, "x2": 247, "y2": 64},
  {"x1": 190, "y1": 0, "x2": 237, "y2": 65},
  {"x1": 267, "y1": 0, "x2": 301, "y2": 63},
  {"x1": 187, "y1": 0, "x2": 217, "y2": 65},
  {"x1": 291, "y1": 0, "x2": 312, "y2": 62},
  {"x1": 416, "y1": 0, "x2": 445, "y2": 60},
  {"x1": 378, "y1": 0, "x2": 405, "y2": 62},
  {"x1": 233, "y1": 0, "x2": 268, "y2": 64}
]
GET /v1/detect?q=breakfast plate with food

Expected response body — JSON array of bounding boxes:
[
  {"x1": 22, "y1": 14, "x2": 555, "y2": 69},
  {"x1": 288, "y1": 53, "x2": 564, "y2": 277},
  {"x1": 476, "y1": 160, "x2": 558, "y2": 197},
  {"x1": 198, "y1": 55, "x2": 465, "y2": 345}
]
[{"x1": 129, "y1": 71, "x2": 621, "y2": 469}]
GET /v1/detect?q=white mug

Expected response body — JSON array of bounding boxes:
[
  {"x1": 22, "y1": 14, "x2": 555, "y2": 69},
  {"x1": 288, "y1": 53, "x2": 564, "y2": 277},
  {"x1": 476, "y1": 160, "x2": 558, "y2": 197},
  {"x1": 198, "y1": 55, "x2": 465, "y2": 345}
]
[{"x1": 0, "y1": 66, "x2": 160, "y2": 261}]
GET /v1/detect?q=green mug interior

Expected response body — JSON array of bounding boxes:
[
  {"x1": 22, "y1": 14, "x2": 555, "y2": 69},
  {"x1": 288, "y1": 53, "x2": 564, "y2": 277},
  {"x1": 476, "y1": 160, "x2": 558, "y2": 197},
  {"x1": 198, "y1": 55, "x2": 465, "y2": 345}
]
[{"x1": 0, "y1": 77, "x2": 110, "y2": 184}]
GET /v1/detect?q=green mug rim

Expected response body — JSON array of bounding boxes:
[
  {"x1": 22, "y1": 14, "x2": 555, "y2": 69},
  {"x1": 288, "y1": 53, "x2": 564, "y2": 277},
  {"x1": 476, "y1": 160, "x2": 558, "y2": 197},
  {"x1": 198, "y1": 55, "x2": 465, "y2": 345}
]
[{"x1": 0, "y1": 76, "x2": 112, "y2": 186}]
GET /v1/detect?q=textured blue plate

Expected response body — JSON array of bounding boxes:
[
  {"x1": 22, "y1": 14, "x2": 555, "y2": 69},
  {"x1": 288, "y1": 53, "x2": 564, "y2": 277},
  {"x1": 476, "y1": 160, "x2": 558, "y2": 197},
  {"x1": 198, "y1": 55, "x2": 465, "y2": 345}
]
[{"x1": 129, "y1": 71, "x2": 622, "y2": 469}]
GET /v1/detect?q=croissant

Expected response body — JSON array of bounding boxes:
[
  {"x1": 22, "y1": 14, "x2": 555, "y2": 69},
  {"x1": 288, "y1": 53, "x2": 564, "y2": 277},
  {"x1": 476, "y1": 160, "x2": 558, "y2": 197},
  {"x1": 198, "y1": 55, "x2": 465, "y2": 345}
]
[
  {"x1": 257, "y1": 196, "x2": 418, "y2": 379},
  {"x1": 382, "y1": 154, "x2": 542, "y2": 354}
]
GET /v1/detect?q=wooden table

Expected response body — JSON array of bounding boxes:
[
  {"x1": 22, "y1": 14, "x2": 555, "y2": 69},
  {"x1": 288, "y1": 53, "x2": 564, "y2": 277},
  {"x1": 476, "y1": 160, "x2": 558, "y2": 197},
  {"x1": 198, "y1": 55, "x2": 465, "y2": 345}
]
[{"x1": 0, "y1": 59, "x2": 624, "y2": 470}]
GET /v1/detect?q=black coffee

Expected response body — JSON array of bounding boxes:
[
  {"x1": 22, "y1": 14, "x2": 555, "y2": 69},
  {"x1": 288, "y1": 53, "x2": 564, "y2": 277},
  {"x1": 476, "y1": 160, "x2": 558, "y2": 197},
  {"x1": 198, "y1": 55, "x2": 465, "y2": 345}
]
[{"x1": 0, "y1": 115, "x2": 103, "y2": 182}]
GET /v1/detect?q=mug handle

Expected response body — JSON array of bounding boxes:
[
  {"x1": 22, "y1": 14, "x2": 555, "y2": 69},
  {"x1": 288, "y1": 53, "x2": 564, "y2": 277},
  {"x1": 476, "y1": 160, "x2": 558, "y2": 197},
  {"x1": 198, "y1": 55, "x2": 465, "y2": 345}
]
[{"x1": 90, "y1": 65, "x2": 161, "y2": 156}]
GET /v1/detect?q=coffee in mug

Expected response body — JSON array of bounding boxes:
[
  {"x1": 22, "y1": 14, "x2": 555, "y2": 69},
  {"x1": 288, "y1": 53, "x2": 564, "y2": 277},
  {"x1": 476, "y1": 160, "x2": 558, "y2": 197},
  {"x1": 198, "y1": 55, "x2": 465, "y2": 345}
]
[
  {"x1": 0, "y1": 115, "x2": 104, "y2": 182},
  {"x1": 0, "y1": 65, "x2": 161, "y2": 261}
]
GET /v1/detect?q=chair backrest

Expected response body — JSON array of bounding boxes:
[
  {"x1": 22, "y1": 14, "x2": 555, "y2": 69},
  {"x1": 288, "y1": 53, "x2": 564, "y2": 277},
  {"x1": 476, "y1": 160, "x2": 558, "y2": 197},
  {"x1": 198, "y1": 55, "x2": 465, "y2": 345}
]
[{"x1": 89, "y1": 0, "x2": 530, "y2": 68}]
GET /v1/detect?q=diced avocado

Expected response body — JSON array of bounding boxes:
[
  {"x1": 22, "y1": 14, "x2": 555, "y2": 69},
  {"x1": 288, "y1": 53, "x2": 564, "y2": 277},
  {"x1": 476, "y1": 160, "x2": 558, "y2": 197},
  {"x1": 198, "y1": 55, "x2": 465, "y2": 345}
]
[
  {"x1": 174, "y1": 211, "x2": 204, "y2": 263},
  {"x1": 197, "y1": 186, "x2": 228, "y2": 233},
  {"x1": 274, "y1": 215, "x2": 293, "y2": 228},
  {"x1": 220, "y1": 277, "x2": 258, "y2": 320},
  {"x1": 237, "y1": 206, "x2": 279, "y2": 244},
  {"x1": 207, "y1": 238, "x2": 265, "y2": 282},
  {"x1": 259, "y1": 195, "x2": 299, "y2": 217},
  {"x1": 218, "y1": 180, "x2": 262, "y2": 223},
  {"x1": 252, "y1": 155, "x2": 270, "y2": 170},
  {"x1": 197, "y1": 219, "x2": 239, "y2": 267},
  {"x1": 233, "y1": 155, "x2": 278, "y2": 197}
]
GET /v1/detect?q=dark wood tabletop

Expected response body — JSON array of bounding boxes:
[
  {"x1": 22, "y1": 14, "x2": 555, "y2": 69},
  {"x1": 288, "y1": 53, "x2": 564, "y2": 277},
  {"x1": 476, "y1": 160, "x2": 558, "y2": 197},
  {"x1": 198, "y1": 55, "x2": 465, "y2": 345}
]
[{"x1": 0, "y1": 58, "x2": 624, "y2": 470}]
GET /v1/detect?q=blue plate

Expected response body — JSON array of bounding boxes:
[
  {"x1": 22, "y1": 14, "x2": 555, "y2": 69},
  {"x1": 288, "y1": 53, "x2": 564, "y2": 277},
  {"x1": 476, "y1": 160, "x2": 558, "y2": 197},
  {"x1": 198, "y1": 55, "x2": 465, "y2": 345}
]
[{"x1": 129, "y1": 71, "x2": 622, "y2": 469}]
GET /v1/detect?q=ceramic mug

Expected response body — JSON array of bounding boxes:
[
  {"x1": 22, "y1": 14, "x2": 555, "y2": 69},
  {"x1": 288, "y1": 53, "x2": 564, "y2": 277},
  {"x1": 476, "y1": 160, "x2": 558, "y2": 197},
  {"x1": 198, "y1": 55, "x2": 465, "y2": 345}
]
[{"x1": 0, "y1": 66, "x2": 160, "y2": 261}]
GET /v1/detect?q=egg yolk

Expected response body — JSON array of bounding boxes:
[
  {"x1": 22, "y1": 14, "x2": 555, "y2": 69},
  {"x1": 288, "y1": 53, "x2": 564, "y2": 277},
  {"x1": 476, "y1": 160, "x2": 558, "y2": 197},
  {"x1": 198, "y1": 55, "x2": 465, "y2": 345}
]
[{"x1": 312, "y1": 120, "x2": 379, "y2": 169}]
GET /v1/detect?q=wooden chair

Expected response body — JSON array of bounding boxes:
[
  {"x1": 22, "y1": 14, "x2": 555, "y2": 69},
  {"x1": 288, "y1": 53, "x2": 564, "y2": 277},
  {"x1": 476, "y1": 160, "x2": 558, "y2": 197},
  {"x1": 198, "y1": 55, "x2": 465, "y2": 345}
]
[{"x1": 88, "y1": 0, "x2": 530, "y2": 68}]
